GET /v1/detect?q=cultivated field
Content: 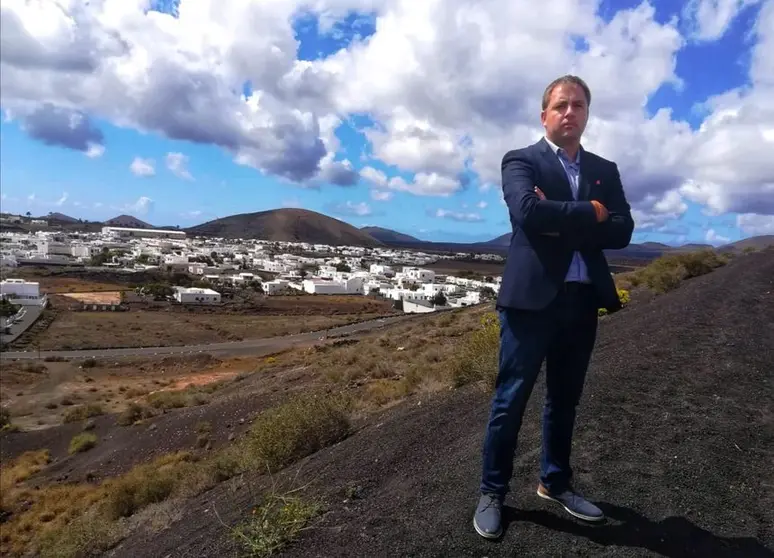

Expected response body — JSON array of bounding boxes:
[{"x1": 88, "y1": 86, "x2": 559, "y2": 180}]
[
  {"x1": 5, "y1": 291, "x2": 398, "y2": 351},
  {"x1": 0, "y1": 248, "x2": 771, "y2": 558},
  {"x1": 25, "y1": 310, "x2": 391, "y2": 350}
]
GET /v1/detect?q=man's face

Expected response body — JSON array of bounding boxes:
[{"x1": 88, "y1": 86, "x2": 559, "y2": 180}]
[{"x1": 540, "y1": 82, "x2": 588, "y2": 144}]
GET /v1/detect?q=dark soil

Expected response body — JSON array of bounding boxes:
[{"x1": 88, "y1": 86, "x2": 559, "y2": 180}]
[{"x1": 100, "y1": 248, "x2": 774, "y2": 557}]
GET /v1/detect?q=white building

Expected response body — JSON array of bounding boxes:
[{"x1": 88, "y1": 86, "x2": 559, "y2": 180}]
[
  {"x1": 263, "y1": 279, "x2": 290, "y2": 295},
  {"x1": 71, "y1": 244, "x2": 102, "y2": 259},
  {"x1": 103, "y1": 226, "x2": 186, "y2": 240},
  {"x1": 174, "y1": 287, "x2": 221, "y2": 304},
  {"x1": 0, "y1": 279, "x2": 42, "y2": 305},
  {"x1": 370, "y1": 264, "x2": 395, "y2": 277},
  {"x1": 403, "y1": 299, "x2": 436, "y2": 314},
  {"x1": 402, "y1": 267, "x2": 436, "y2": 283},
  {"x1": 37, "y1": 240, "x2": 72, "y2": 256},
  {"x1": 302, "y1": 279, "x2": 346, "y2": 295}
]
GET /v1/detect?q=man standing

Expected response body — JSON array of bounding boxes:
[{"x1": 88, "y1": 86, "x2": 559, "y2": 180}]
[{"x1": 473, "y1": 75, "x2": 634, "y2": 539}]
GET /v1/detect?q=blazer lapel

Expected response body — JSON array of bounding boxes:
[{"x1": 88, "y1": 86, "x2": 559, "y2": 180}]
[
  {"x1": 578, "y1": 147, "x2": 592, "y2": 201},
  {"x1": 538, "y1": 138, "x2": 574, "y2": 200}
]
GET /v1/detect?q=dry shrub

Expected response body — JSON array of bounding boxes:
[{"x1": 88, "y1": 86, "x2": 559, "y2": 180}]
[
  {"x1": 241, "y1": 393, "x2": 351, "y2": 473},
  {"x1": 62, "y1": 403, "x2": 104, "y2": 423},
  {"x1": 145, "y1": 388, "x2": 211, "y2": 410},
  {"x1": 0, "y1": 482, "x2": 103, "y2": 557},
  {"x1": 69, "y1": 433, "x2": 98, "y2": 454},
  {"x1": 630, "y1": 249, "x2": 729, "y2": 294},
  {"x1": 0, "y1": 450, "x2": 51, "y2": 502},
  {"x1": 37, "y1": 511, "x2": 127, "y2": 558},
  {"x1": 102, "y1": 452, "x2": 200, "y2": 520},
  {"x1": 450, "y1": 312, "x2": 500, "y2": 388},
  {"x1": 116, "y1": 402, "x2": 157, "y2": 426}
]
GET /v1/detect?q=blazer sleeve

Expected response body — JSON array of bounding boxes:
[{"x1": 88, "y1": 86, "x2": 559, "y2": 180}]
[
  {"x1": 566, "y1": 163, "x2": 635, "y2": 251},
  {"x1": 502, "y1": 149, "x2": 598, "y2": 234}
]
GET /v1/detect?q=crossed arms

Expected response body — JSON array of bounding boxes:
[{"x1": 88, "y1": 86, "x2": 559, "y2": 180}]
[{"x1": 501, "y1": 149, "x2": 634, "y2": 251}]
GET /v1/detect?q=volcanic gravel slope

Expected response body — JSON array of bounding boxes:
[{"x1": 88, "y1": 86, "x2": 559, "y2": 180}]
[{"x1": 108, "y1": 249, "x2": 774, "y2": 558}]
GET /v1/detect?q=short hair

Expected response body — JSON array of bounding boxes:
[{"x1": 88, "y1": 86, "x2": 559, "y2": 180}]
[{"x1": 541, "y1": 75, "x2": 591, "y2": 110}]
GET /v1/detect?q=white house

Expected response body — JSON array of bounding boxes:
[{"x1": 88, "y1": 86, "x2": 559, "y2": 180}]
[
  {"x1": 302, "y1": 279, "x2": 346, "y2": 295},
  {"x1": 263, "y1": 279, "x2": 290, "y2": 295},
  {"x1": 370, "y1": 264, "x2": 395, "y2": 277},
  {"x1": 0, "y1": 279, "x2": 42, "y2": 305},
  {"x1": 174, "y1": 287, "x2": 221, "y2": 304},
  {"x1": 345, "y1": 276, "x2": 365, "y2": 294},
  {"x1": 403, "y1": 299, "x2": 436, "y2": 314},
  {"x1": 402, "y1": 267, "x2": 436, "y2": 283}
]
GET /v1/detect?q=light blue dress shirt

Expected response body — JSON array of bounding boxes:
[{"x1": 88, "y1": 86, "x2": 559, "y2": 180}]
[{"x1": 544, "y1": 136, "x2": 590, "y2": 284}]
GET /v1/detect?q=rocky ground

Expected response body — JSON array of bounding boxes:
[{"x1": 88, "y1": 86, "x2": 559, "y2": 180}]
[{"x1": 100, "y1": 249, "x2": 774, "y2": 557}]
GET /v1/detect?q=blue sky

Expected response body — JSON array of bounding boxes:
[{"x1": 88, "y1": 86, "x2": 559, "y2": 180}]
[{"x1": 0, "y1": 0, "x2": 771, "y2": 245}]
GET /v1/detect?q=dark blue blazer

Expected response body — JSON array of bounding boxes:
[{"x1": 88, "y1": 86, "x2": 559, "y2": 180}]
[{"x1": 496, "y1": 138, "x2": 635, "y2": 312}]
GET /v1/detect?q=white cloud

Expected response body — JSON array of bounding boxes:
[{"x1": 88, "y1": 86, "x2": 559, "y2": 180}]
[
  {"x1": 370, "y1": 190, "x2": 393, "y2": 201},
  {"x1": 0, "y1": 0, "x2": 772, "y2": 229},
  {"x1": 125, "y1": 196, "x2": 154, "y2": 216},
  {"x1": 736, "y1": 213, "x2": 774, "y2": 235},
  {"x1": 683, "y1": 0, "x2": 762, "y2": 41},
  {"x1": 85, "y1": 143, "x2": 105, "y2": 158},
  {"x1": 705, "y1": 228, "x2": 731, "y2": 244},
  {"x1": 361, "y1": 166, "x2": 388, "y2": 188},
  {"x1": 55, "y1": 192, "x2": 68, "y2": 206},
  {"x1": 387, "y1": 173, "x2": 460, "y2": 196},
  {"x1": 434, "y1": 208, "x2": 484, "y2": 222},
  {"x1": 477, "y1": 200, "x2": 488, "y2": 209},
  {"x1": 165, "y1": 152, "x2": 193, "y2": 180},
  {"x1": 130, "y1": 157, "x2": 155, "y2": 177}
]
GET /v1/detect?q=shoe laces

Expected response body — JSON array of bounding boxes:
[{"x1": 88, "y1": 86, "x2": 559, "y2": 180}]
[{"x1": 481, "y1": 494, "x2": 502, "y2": 511}]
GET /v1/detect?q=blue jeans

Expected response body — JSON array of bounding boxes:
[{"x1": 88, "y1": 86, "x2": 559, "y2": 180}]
[{"x1": 480, "y1": 284, "x2": 598, "y2": 497}]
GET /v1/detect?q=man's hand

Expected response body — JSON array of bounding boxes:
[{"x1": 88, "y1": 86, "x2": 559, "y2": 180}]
[{"x1": 591, "y1": 200, "x2": 609, "y2": 222}]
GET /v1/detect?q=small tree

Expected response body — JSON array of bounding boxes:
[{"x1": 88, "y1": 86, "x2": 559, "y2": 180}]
[{"x1": 432, "y1": 291, "x2": 447, "y2": 307}]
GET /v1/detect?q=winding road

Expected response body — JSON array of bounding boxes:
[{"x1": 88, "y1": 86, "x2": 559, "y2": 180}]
[{"x1": 0, "y1": 312, "x2": 438, "y2": 361}]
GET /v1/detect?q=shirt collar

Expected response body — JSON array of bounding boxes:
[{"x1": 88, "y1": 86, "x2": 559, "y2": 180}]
[{"x1": 544, "y1": 136, "x2": 580, "y2": 165}]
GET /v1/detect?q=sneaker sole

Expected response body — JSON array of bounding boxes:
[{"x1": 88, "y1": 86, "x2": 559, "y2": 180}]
[
  {"x1": 473, "y1": 517, "x2": 503, "y2": 539},
  {"x1": 536, "y1": 489, "x2": 605, "y2": 523}
]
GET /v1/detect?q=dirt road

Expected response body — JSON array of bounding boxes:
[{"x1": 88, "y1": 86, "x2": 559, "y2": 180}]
[{"x1": 0, "y1": 312, "x2": 441, "y2": 361}]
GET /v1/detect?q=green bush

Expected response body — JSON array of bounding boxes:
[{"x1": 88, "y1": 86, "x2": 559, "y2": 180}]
[
  {"x1": 627, "y1": 249, "x2": 729, "y2": 294},
  {"x1": 450, "y1": 313, "x2": 500, "y2": 388},
  {"x1": 68, "y1": 433, "x2": 97, "y2": 454},
  {"x1": 242, "y1": 393, "x2": 351, "y2": 473},
  {"x1": 62, "y1": 404, "x2": 104, "y2": 424}
]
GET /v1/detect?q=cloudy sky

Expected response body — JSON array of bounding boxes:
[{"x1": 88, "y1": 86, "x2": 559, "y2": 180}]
[{"x1": 1, "y1": 0, "x2": 773, "y2": 245}]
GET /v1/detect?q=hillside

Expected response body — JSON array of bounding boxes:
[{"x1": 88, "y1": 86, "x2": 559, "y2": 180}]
[
  {"x1": 104, "y1": 215, "x2": 153, "y2": 229},
  {"x1": 184, "y1": 208, "x2": 382, "y2": 246},
  {"x1": 104, "y1": 248, "x2": 774, "y2": 558},
  {"x1": 720, "y1": 235, "x2": 774, "y2": 252},
  {"x1": 361, "y1": 226, "x2": 421, "y2": 243},
  {"x1": 44, "y1": 212, "x2": 80, "y2": 224}
]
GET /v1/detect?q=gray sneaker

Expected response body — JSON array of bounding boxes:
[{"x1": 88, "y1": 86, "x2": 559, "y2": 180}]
[
  {"x1": 537, "y1": 483, "x2": 605, "y2": 522},
  {"x1": 473, "y1": 493, "x2": 503, "y2": 539}
]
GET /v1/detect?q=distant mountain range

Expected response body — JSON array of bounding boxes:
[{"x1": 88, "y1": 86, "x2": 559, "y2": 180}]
[{"x1": 3, "y1": 209, "x2": 772, "y2": 262}]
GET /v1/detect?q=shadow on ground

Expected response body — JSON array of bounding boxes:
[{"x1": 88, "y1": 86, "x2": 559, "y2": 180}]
[{"x1": 501, "y1": 503, "x2": 773, "y2": 558}]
